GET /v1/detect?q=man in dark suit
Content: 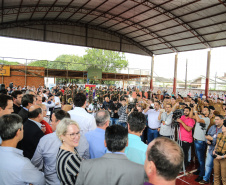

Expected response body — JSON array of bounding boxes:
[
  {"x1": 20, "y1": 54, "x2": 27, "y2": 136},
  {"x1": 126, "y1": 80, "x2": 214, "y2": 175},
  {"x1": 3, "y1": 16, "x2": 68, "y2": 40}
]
[
  {"x1": 11, "y1": 90, "x2": 23, "y2": 114},
  {"x1": 76, "y1": 125, "x2": 145, "y2": 185},
  {"x1": 20, "y1": 105, "x2": 44, "y2": 159},
  {"x1": 18, "y1": 94, "x2": 36, "y2": 123}
]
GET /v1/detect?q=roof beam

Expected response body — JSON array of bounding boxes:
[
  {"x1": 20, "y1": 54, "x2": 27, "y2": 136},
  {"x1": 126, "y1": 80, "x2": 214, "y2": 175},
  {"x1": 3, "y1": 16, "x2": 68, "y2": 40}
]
[
  {"x1": 65, "y1": 0, "x2": 91, "y2": 21},
  {"x1": 0, "y1": 20, "x2": 154, "y2": 56},
  {"x1": 107, "y1": 0, "x2": 173, "y2": 30},
  {"x1": 152, "y1": 21, "x2": 226, "y2": 40},
  {"x1": 1, "y1": 0, "x2": 3, "y2": 23},
  {"x1": 0, "y1": 5, "x2": 178, "y2": 52},
  {"x1": 129, "y1": 2, "x2": 222, "y2": 41},
  {"x1": 144, "y1": 2, "x2": 221, "y2": 30},
  {"x1": 75, "y1": 0, "x2": 108, "y2": 23},
  {"x1": 143, "y1": 29, "x2": 226, "y2": 47},
  {"x1": 149, "y1": 10, "x2": 226, "y2": 34},
  {"x1": 117, "y1": 0, "x2": 200, "y2": 32},
  {"x1": 151, "y1": 38, "x2": 226, "y2": 52},
  {"x1": 86, "y1": 0, "x2": 127, "y2": 24},
  {"x1": 54, "y1": 0, "x2": 74, "y2": 21},
  {"x1": 42, "y1": 0, "x2": 58, "y2": 20},
  {"x1": 96, "y1": 0, "x2": 145, "y2": 27},
  {"x1": 29, "y1": 0, "x2": 41, "y2": 21},
  {"x1": 126, "y1": 0, "x2": 210, "y2": 48},
  {"x1": 218, "y1": 0, "x2": 226, "y2": 8},
  {"x1": 16, "y1": 0, "x2": 23, "y2": 22}
]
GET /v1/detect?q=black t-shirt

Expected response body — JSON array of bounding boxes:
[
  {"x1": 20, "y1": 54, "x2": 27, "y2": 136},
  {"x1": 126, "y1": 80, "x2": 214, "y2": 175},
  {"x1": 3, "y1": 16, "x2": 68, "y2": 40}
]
[
  {"x1": 109, "y1": 103, "x2": 121, "y2": 118},
  {"x1": 103, "y1": 101, "x2": 112, "y2": 110}
]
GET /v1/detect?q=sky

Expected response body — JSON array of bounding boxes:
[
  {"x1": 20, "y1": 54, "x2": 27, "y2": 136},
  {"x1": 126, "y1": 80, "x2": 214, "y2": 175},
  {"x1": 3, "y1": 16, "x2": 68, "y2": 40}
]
[{"x1": 0, "y1": 36, "x2": 225, "y2": 81}]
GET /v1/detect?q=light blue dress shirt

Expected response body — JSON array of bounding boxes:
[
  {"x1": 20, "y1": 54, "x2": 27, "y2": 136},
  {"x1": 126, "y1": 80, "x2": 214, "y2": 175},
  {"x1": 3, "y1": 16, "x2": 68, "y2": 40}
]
[
  {"x1": 143, "y1": 109, "x2": 161, "y2": 129},
  {"x1": 31, "y1": 132, "x2": 89, "y2": 185},
  {"x1": 0, "y1": 146, "x2": 45, "y2": 185},
  {"x1": 85, "y1": 128, "x2": 107, "y2": 159},
  {"x1": 125, "y1": 134, "x2": 148, "y2": 165}
]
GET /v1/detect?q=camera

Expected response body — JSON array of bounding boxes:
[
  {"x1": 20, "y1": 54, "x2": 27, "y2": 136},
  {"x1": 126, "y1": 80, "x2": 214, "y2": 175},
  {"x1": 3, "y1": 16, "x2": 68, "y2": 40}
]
[
  {"x1": 200, "y1": 122, "x2": 206, "y2": 130},
  {"x1": 213, "y1": 151, "x2": 225, "y2": 158},
  {"x1": 128, "y1": 103, "x2": 136, "y2": 112},
  {"x1": 172, "y1": 109, "x2": 183, "y2": 128}
]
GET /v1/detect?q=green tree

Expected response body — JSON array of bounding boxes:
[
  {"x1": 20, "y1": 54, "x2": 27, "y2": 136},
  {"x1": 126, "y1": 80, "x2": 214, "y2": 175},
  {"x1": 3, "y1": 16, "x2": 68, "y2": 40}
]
[
  {"x1": 0, "y1": 59, "x2": 20, "y2": 65},
  {"x1": 54, "y1": 55, "x2": 83, "y2": 70},
  {"x1": 28, "y1": 60, "x2": 48, "y2": 67},
  {"x1": 82, "y1": 48, "x2": 128, "y2": 72}
]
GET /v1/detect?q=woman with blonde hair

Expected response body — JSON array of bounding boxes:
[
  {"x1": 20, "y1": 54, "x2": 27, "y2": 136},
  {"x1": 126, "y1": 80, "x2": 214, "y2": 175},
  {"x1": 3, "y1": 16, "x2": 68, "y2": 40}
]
[{"x1": 56, "y1": 118, "x2": 82, "y2": 185}]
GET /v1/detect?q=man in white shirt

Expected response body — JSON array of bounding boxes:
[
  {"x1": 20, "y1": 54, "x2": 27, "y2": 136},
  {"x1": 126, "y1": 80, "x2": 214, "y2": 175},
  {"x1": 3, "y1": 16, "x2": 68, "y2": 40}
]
[
  {"x1": 53, "y1": 92, "x2": 61, "y2": 110},
  {"x1": 68, "y1": 93, "x2": 96, "y2": 135},
  {"x1": 143, "y1": 101, "x2": 161, "y2": 144},
  {"x1": 42, "y1": 95, "x2": 55, "y2": 114}
]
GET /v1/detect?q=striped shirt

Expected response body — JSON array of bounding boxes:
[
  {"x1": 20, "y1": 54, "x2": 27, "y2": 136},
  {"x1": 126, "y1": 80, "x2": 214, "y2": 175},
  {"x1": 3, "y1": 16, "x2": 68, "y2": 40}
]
[
  {"x1": 118, "y1": 105, "x2": 128, "y2": 123},
  {"x1": 56, "y1": 148, "x2": 82, "y2": 185}
]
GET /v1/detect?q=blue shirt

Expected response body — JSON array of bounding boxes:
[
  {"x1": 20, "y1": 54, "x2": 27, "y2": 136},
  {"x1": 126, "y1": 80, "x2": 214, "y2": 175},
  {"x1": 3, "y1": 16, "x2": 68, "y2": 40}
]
[
  {"x1": 0, "y1": 146, "x2": 45, "y2": 185},
  {"x1": 125, "y1": 134, "x2": 148, "y2": 165},
  {"x1": 206, "y1": 124, "x2": 222, "y2": 156},
  {"x1": 85, "y1": 128, "x2": 107, "y2": 159},
  {"x1": 31, "y1": 132, "x2": 89, "y2": 185}
]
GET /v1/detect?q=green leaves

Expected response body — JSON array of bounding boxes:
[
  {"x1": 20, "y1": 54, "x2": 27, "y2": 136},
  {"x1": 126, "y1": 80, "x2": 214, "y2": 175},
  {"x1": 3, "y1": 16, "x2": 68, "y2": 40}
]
[{"x1": 18, "y1": 48, "x2": 128, "y2": 74}]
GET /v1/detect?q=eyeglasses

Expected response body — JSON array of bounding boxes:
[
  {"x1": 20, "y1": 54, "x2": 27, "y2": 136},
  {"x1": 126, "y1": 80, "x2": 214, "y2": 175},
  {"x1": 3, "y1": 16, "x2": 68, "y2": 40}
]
[{"x1": 65, "y1": 132, "x2": 80, "y2": 139}]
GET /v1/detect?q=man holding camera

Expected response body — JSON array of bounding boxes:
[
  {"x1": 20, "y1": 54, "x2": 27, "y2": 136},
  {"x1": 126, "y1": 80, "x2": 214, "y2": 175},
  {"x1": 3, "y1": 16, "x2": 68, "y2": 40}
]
[
  {"x1": 199, "y1": 115, "x2": 224, "y2": 184},
  {"x1": 109, "y1": 98, "x2": 121, "y2": 125},
  {"x1": 158, "y1": 104, "x2": 173, "y2": 138},
  {"x1": 191, "y1": 105, "x2": 210, "y2": 182},
  {"x1": 176, "y1": 107, "x2": 195, "y2": 169}
]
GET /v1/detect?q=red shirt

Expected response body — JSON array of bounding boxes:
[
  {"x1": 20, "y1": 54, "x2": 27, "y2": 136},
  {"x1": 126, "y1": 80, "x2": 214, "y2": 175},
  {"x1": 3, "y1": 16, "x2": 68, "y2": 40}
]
[
  {"x1": 41, "y1": 120, "x2": 53, "y2": 135},
  {"x1": 179, "y1": 115, "x2": 195, "y2": 143}
]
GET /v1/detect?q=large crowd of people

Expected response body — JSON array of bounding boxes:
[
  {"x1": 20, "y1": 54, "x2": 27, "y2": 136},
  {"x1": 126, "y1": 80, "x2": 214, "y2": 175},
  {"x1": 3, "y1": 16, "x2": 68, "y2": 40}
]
[{"x1": 0, "y1": 83, "x2": 226, "y2": 185}]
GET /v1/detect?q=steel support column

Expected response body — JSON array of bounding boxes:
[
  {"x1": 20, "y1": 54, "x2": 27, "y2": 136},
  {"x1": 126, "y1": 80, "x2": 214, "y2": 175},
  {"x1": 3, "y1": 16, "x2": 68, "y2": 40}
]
[
  {"x1": 173, "y1": 53, "x2": 178, "y2": 94},
  {"x1": 150, "y1": 55, "x2": 154, "y2": 90},
  {"x1": 205, "y1": 50, "x2": 211, "y2": 96}
]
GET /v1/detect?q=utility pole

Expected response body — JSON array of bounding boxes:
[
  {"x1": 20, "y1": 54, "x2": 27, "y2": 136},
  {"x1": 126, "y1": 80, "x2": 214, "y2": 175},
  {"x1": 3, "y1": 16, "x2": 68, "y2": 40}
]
[{"x1": 185, "y1": 58, "x2": 188, "y2": 89}]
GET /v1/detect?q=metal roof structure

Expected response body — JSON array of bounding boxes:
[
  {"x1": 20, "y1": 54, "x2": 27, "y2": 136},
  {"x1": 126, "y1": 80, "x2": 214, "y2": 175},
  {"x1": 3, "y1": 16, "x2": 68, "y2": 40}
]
[
  {"x1": 0, "y1": 0, "x2": 225, "y2": 56},
  {"x1": 45, "y1": 68, "x2": 148, "y2": 80}
]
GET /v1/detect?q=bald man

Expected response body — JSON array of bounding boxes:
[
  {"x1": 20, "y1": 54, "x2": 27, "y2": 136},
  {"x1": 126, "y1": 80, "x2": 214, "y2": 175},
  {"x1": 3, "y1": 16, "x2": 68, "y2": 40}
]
[
  {"x1": 19, "y1": 105, "x2": 45, "y2": 159},
  {"x1": 144, "y1": 137, "x2": 184, "y2": 185}
]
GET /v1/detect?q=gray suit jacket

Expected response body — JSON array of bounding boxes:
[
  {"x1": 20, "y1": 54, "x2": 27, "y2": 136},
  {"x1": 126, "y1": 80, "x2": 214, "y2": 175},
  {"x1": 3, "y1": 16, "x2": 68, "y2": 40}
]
[{"x1": 76, "y1": 153, "x2": 145, "y2": 185}]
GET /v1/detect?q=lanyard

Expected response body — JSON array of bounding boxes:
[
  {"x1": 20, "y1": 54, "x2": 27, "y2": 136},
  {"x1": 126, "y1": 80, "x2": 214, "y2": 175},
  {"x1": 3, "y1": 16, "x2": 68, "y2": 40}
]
[{"x1": 216, "y1": 127, "x2": 220, "y2": 134}]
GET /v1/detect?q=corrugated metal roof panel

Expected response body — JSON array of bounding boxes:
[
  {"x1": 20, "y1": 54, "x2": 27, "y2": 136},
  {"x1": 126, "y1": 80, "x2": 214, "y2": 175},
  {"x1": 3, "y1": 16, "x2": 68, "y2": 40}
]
[{"x1": 0, "y1": 0, "x2": 225, "y2": 56}]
